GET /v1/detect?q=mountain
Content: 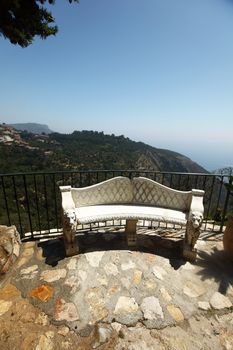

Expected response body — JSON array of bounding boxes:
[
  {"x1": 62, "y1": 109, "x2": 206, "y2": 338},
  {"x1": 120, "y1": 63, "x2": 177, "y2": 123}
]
[
  {"x1": 0, "y1": 126, "x2": 208, "y2": 173},
  {"x1": 9, "y1": 123, "x2": 53, "y2": 134}
]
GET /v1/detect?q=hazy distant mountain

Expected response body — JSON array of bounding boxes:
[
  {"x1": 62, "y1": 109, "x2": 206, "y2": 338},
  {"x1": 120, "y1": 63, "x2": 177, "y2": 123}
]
[{"x1": 9, "y1": 123, "x2": 53, "y2": 134}]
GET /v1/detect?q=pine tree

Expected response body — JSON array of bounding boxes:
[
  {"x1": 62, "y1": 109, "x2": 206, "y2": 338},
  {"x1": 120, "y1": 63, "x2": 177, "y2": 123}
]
[{"x1": 0, "y1": 0, "x2": 79, "y2": 47}]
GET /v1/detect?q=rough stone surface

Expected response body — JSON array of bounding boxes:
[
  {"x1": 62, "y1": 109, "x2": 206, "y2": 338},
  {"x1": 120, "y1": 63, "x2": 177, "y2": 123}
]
[
  {"x1": 0, "y1": 225, "x2": 21, "y2": 274},
  {"x1": 1, "y1": 236, "x2": 233, "y2": 350}
]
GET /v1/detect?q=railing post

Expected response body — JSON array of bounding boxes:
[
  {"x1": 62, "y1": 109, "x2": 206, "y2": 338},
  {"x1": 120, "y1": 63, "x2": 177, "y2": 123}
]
[
  {"x1": 220, "y1": 176, "x2": 233, "y2": 232},
  {"x1": 23, "y1": 174, "x2": 33, "y2": 237},
  {"x1": 1, "y1": 176, "x2": 11, "y2": 226}
]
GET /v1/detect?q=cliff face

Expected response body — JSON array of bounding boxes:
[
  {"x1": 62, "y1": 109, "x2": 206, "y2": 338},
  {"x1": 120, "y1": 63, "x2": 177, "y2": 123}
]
[
  {"x1": 9, "y1": 123, "x2": 53, "y2": 134},
  {"x1": 135, "y1": 149, "x2": 206, "y2": 173}
]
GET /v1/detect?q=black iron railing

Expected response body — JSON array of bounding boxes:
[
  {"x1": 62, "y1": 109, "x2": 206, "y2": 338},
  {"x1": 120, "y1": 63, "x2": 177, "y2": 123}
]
[{"x1": 0, "y1": 170, "x2": 232, "y2": 240}]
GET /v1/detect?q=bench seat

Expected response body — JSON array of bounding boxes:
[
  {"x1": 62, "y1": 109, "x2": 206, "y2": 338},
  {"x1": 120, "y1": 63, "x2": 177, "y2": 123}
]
[{"x1": 75, "y1": 204, "x2": 187, "y2": 226}]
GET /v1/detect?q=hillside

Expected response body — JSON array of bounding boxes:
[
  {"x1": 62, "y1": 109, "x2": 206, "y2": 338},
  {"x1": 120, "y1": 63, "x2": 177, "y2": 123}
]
[{"x1": 0, "y1": 126, "x2": 207, "y2": 173}]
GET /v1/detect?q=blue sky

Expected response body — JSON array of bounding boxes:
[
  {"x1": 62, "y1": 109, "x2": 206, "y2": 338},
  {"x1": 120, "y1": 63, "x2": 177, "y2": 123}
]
[{"x1": 1, "y1": 0, "x2": 233, "y2": 171}]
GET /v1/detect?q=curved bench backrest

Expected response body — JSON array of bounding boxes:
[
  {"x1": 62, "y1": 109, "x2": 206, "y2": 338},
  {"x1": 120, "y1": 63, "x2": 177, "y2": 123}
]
[
  {"x1": 132, "y1": 177, "x2": 192, "y2": 211},
  {"x1": 71, "y1": 176, "x2": 133, "y2": 207}
]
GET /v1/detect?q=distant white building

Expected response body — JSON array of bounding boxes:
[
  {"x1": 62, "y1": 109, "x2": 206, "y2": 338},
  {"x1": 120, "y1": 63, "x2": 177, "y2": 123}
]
[{"x1": 0, "y1": 135, "x2": 14, "y2": 143}]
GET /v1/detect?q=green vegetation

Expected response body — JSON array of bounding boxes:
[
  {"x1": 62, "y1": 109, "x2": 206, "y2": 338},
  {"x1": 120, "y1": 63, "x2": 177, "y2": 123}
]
[{"x1": 0, "y1": 129, "x2": 207, "y2": 173}]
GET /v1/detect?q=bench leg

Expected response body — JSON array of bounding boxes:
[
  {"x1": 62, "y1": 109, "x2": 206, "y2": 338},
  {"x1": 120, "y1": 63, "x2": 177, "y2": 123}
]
[
  {"x1": 126, "y1": 219, "x2": 138, "y2": 248},
  {"x1": 64, "y1": 231, "x2": 79, "y2": 257},
  {"x1": 183, "y1": 221, "x2": 201, "y2": 261},
  {"x1": 63, "y1": 215, "x2": 79, "y2": 257}
]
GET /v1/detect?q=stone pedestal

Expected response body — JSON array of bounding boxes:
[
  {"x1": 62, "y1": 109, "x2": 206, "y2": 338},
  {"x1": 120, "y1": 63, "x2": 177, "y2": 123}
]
[
  {"x1": 126, "y1": 219, "x2": 138, "y2": 248},
  {"x1": 0, "y1": 225, "x2": 21, "y2": 274}
]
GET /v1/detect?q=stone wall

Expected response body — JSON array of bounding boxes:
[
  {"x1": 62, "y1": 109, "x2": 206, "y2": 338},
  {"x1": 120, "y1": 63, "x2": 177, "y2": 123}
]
[{"x1": 0, "y1": 225, "x2": 21, "y2": 274}]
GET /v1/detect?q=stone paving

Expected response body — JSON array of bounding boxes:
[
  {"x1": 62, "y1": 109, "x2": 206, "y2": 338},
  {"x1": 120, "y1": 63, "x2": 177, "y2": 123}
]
[{"x1": 0, "y1": 229, "x2": 233, "y2": 349}]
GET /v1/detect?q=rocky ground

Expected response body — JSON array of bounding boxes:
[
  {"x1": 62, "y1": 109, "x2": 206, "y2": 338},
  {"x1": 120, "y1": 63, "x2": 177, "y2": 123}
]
[{"x1": 0, "y1": 229, "x2": 233, "y2": 349}]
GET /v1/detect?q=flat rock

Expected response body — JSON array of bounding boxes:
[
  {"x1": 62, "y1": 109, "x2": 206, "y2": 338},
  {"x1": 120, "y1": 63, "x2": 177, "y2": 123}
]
[
  {"x1": 0, "y1": 283, "x2": 21, "y2": 300},
  {"x1": 64, "y1": 276, "x2": 78, "y2": 289},
  {"x1": 85, "y1": 252, "x2": 105, "y2": 267},
  {"x1": 167, "y1": 304, "x2": 184, "y2": 322},
  {"x1": 181, "y1": 262, "x2": 195, "y2": 270},
  {"x1": 78, "y1": 270, "x2": 87, "y2": 282},
  {"x1": 35, "y1": 312, "x2": 49, "y2": 326},
  {"x1": 120, "y1": 277, "x2": 131, "y2": 289},
  {"x1": 160, "y1": 287, "x2": 172, "y2": 302},
  {"x1": 133, "y1": 270, "x2": 142, "y2": 285},
  {"x1": 183, "y1": 281, "x2": 206, "y2": 298},
  {"x1": 66, "y1": 258, "x2": 77, "y2": 270},
  {"x1": 198, "y1": 301, "x2": 211, "y2": 311},
  {"x1": 111, "y1": 322, "x2": 122, "y2": 332},
  {"x1": 144, "y1": 279, "x2": 157, "y2": 290},
  {"x1": 53, "y1": 298, "x2": 79, "y2": 322},
  {"x1": 29, "y1": 284, "x2": 54, "y2": 302},
  {"x1": 36, "y1": 331, "x2": 54, "y2": 350},
  {"x1": 210, "y1": 292, "x2": 232, "y2": 310},
  {"x1": 141, "y1": 296, "x2": 164, "y2": 320},
  {"x1": 58, "y1": 326, "x2": 70, "y2": 336},
  {"x1": 20, "y1": 265, "x2": 38, "y2": 275},
  {"x1": 121, "y1": 260, "x2": 136, "y2": 271},
  {"x1": 104, "y1": 262, "x2": 119, "y2": 276},
  {"x1": 152, "y1": 266, "x2": 167, "y2": 280},
  {"x1": 92, "y1": 326, "x2": 112, "y2": 349},
  {"x1": 40, "y1": 269, "x2": 67, "y2": 282},
  {"x1": 85, "y1": 288, "x2": 108, "y2": 323},
  {"x1": 0, "y1": 300, "x2": 12, "y2": 316},
  {"x1": 114, "y1": 296, "x2": 139, "y2": 314},
  {"x1": 20, "y1": 264, "x2": 39, "y2": 279}
]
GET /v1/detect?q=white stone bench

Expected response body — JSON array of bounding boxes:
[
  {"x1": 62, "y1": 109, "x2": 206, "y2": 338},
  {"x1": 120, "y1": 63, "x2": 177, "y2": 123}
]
[{"x1": 60, "y1": 176, "x2": 204, "y2": 260}]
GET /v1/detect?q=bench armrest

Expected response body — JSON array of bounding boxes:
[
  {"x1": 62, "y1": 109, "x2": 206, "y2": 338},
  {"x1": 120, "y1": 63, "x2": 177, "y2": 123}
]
[
  {"x1": 60, "y1": 185, "x2": 75, "y2": 212},
  {"x1": 188, "y1": 189, "x2": 205, "y2": 227}
]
